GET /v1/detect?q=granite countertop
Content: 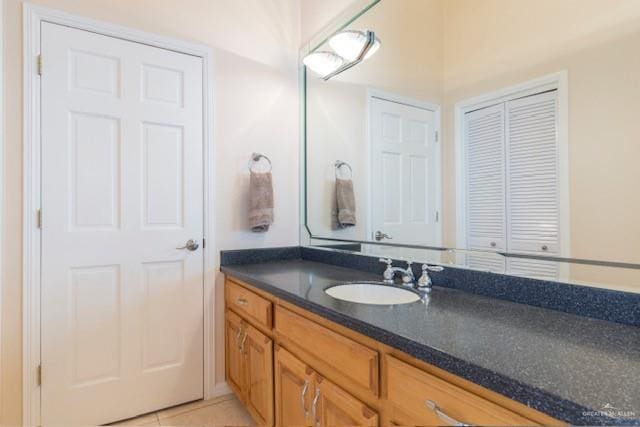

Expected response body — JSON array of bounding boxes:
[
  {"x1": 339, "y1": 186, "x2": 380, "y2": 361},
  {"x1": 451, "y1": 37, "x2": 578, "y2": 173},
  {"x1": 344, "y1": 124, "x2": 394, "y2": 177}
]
[{"x1": 221, "y1": 259, "x2": 640, "y2": 426}]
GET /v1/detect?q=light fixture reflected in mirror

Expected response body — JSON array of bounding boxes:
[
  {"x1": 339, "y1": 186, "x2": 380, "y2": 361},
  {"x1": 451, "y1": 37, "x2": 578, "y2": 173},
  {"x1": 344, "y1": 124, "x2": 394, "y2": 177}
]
[
  {"x1": 329, "y1": 30, "x2": 381, "y2": 62},
  {"x1": 302, "y1": 51, "x2": 345, "y2": 78},
  {"x1": 303, "y1": 30, "x2": 381, "y2": 80}
]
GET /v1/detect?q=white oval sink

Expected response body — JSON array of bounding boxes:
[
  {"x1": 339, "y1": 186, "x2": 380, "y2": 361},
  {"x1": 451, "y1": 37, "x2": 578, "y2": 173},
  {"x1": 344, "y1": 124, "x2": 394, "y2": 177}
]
[{"x1": 325, "y1": 282, "x2": 421, "y2": 305}]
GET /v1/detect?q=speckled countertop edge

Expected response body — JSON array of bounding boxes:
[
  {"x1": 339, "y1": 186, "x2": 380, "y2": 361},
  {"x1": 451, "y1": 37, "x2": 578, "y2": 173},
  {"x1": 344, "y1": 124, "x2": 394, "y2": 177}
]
[{"x1": 221, "y1": 264, "x2": 640, "y2": 426}]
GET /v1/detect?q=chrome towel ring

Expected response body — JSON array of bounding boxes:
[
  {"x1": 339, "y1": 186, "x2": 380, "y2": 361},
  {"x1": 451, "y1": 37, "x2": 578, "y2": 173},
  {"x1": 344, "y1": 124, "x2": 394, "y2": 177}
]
[
  {"x1": 334, "y1": 160, "x2": 353, "y2": 179},
  {"x1": 248, "y1": 152, "x2": 272, "y2": 172}
]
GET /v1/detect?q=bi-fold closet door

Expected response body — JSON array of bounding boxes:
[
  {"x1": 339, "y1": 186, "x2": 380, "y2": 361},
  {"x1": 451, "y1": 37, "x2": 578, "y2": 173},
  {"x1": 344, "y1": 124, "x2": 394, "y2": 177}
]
[{"x1": 464, "y1": 91, "x2": 560, "y2": 279}]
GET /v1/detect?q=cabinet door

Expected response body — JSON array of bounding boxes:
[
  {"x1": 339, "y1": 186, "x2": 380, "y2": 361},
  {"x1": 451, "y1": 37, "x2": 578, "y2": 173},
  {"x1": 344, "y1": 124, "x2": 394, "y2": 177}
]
[
  {"x1": 275, "y1": 346, "x2": 313, "y2": 427},
  {"x1": 225, "y1": 310, "x2": 245, "y2": 397},
  {"x1": 314, "y1": 375, "x2": 378, "y2": 427},
  {"x1": 243, "y1": 323, "x2": 274, "y2": 426}
]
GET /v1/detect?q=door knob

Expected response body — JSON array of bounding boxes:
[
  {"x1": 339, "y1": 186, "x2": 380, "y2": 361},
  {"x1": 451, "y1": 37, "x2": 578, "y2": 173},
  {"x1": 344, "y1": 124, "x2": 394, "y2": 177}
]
[
  {"x1": 375, "y1": 231, "x2": 392, "y2": 241},
  {"x1": 176, "y1": 239, "x2": 199, "y2": 251}
]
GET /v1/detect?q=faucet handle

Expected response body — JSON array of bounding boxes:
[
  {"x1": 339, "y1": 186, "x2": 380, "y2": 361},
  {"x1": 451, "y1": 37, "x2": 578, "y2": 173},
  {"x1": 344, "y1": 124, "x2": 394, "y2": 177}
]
[
  {"x1": 417, "y1": 264, "x2": 444, "y2": 292},
  {"x1": 405, "y1": 260, "x2": 414, "y2": 279},
  {"x1": 379, "y1": 258, "x2": 394, "y2": 284},
  {"x1": 425, "y1": 264, "x2": 444, "y2": 272}
]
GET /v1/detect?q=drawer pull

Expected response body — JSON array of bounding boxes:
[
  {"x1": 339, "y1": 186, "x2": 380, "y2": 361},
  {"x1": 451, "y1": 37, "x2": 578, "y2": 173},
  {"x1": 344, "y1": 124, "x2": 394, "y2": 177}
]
[
  {"x1": 236, "y1": 298, "x2": 249, "y2": 306},
  {"x1": 300, "y1": 379, "x2": 310, "y2": 418},
  {"x1": 239, "y1": 330, "x2": 248, "y2": 354},
  {"x1": 426, "y1": 400, "x2": 469, "y2": 426},
  {"x1": 312, "y1": 387, "x2": 321, "y2": 427}
]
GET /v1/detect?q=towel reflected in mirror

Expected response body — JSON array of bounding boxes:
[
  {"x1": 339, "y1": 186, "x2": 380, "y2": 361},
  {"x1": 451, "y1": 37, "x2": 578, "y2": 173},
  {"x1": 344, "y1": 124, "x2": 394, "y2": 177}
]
[{"x1": 336, "y1": 177, "x2": 356, "y2": 228}]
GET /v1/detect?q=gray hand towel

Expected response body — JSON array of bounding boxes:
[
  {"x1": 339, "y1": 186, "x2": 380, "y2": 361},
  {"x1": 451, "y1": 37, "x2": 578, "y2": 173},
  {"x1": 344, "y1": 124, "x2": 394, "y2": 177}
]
[
  {"x1": 249, "y1": 171, "x2": 274, "y2": 232},
  {"x1": 336, "y1": 178, "x2": 356, "y2": 228}
]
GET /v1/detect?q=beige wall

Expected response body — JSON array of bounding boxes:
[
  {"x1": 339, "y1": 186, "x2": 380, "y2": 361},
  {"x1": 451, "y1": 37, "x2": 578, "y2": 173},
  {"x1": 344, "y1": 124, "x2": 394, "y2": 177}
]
[
  {"x1": 1, "y1": 1, "x2": 301, "y2": 424},
  {"x1": 442, "y1": 0, "x2": 640, "y2": 93},
  {"x1": 307, "y1": 79, "x2": 369, "y2": 239},
  {"x1": 300, "y1": 0, "x2": 360, "y2": 45}
]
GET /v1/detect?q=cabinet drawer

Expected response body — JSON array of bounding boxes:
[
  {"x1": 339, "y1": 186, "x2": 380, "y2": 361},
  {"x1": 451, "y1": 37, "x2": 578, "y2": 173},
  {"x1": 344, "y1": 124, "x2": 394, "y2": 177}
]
[
  {"x1": 386, "y1": 356, "x2": 536, "y2": 426},
  {"x1": 226, "y1": 279, "x2": 273, "y2": 329},
  {"x1": 275, "y1": 306, "x2": 379, "y2": 396}
]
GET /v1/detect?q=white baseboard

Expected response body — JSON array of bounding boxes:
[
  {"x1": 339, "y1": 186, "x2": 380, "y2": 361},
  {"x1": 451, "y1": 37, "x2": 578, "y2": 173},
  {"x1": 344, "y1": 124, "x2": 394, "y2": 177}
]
[{"x1": 210, "y1": 382, "x2": 232, "y2": 399}]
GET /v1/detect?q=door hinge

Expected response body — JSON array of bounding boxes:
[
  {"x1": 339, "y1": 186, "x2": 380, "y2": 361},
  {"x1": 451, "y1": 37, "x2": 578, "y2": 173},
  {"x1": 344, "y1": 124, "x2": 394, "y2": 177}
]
[
  {"x1": 37, "y1": 55, "x2": 43, "y2": 76},
  {"x1": 37, "y1": 365, "x2": 42, "y2": 386},
  {"x1": 36, "y1": 209, "x2": 42, "y2": 228},
  {"x1": 435, "y1": 131, "x2": 439, "y2": 142},
  {"x1": 203, "y1": 238, "x2": 206, "y2": 249}
]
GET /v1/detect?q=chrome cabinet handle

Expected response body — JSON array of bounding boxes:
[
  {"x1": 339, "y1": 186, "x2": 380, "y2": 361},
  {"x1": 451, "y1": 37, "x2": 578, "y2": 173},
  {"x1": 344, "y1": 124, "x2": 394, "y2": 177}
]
[
  {"x1": 311, "y1": 387, "x2": 321, "y2": 427},
  {"x1": 425, "y1": 400, "x2": 469, "y2": 426},
  {"x1": 375, "y1": 230, "x2": 392, "y2": 241},
  {"x1": 176, "y1": 239, "x2": 199, "y2": 251},
  {"x1": 236, "y1": 298, "x2": 248, "y2": 306},
  {"x1": 235, "y1": 325, "x2": 243, "y2": 343},
  {"x1": 300, "y1": 380, "x2": 310, "y2": 418},
  {"x1": 239, "y1": 330, "x2": 248, "y2": 354}
]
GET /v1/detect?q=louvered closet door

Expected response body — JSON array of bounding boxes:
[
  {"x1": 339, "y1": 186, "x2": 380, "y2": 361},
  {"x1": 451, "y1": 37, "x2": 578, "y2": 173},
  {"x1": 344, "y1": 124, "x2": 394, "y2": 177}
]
[
  {"x1": 464, "y1": 104, "x2": 506, "y2": 273},
  {"x1": 464, "y1": 103, "x2": 506, "y2": 253},
  {"x1": 506, "y1": 91, "x2": 559, "y2": 279}
]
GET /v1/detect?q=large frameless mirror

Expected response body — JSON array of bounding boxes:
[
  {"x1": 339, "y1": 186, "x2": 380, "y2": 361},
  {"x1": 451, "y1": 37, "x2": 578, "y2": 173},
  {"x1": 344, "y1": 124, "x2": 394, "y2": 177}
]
[{"x1": 303, "y1": 0, "x2": 640, "y2": 291}]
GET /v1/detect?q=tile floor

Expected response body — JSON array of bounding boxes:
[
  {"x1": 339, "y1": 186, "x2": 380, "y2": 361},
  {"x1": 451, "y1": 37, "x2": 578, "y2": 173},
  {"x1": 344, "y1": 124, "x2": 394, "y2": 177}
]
[{"x1": 111, "y1": 394, "x2": 255, "y2": 427}]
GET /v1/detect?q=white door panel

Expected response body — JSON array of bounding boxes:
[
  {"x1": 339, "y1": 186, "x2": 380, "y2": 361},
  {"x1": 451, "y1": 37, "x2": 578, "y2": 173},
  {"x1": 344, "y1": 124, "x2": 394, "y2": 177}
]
[
  {"x1": 506, "y1": 91, "x2": 560, "y2": 256},
  {"x1": 41, "y1": 22, "x2": 204, "y2": 426},
  {"x1": 371, "y1": 97, "x2": 440, "y2": 245},
  {"x1": 464, "y1": 103, "x2": 507, "y2": 252}
]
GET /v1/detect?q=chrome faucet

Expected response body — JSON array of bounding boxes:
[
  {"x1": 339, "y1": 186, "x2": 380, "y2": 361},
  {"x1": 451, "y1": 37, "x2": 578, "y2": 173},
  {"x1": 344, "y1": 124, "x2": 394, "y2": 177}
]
[
  {"x1": 379, "y1": 258, "x2": 415, "y2": 286},
  {"x1": 417, "y1": 264, "x2": 444, "y2": 293}
]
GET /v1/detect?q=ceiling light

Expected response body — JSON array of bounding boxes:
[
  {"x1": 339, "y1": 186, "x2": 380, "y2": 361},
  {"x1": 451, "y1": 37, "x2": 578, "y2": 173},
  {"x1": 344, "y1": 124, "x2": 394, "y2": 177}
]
[
  {"x1": 302, "y1": 51, "x2": 344, "y2": 78},
  {"x1": 329, "y1": 30, "x2": 381, "y2": 62}
]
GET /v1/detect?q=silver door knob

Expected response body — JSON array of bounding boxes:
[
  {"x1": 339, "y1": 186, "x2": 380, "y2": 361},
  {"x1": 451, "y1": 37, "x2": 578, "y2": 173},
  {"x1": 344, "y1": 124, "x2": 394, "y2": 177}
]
[
  {"x1": 176, "y1": 239, "x2": 199, "y2": 251},
  {"x1": 375, "y1": 231, "x2": 392, "y2": 241}
]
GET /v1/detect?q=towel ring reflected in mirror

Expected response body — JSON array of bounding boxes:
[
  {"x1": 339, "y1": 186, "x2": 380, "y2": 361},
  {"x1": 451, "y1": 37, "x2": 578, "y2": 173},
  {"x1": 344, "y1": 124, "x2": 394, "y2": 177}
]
[
  {"x1": 248, "y1": 152, "x2": 272, "y2": 173},
  {"x1": 334, "y1": 160, "x2": 353, "y2": 179}
]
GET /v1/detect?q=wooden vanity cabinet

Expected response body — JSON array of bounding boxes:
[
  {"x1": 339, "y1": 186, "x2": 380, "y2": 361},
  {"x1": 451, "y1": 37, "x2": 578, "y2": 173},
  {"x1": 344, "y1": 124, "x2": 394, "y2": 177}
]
[
  {"x1": 224, "y1": 310, "x2": 245, "y2": 396},
  {"x1": 275, "y1": 345, "x2": 377, "y2": 427},
  {"x1": 225, "y1": 276, "x2": 563, "y2": 427},
  {"x1": 243, "y1": 323, "x2": 274, "y2": 425},
  {"x1": 386, "y1": 355, "x2": 535, "y2": 426},
  {"x1": 314, "y1": 374, "x2": 378, "y2": 427},
  {"x1": 224, "y1": 308, "x2": 274, "y2": 425},
  {"x1": 274, "y1": 304, "x2": 379, "y2": 398},
  {"x1": 275, "y1": 346, "x2": 313, "y2": 426}
]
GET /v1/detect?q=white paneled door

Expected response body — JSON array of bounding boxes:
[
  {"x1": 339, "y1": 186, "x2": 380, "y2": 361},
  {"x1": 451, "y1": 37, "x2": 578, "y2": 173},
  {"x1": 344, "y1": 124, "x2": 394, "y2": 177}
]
[
  {"x1": 370, "y1": 97, "x2": 440, "y2": 245},
  {"x1": 41, "y1": 23, "x2": 204, "y2": 426}
]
